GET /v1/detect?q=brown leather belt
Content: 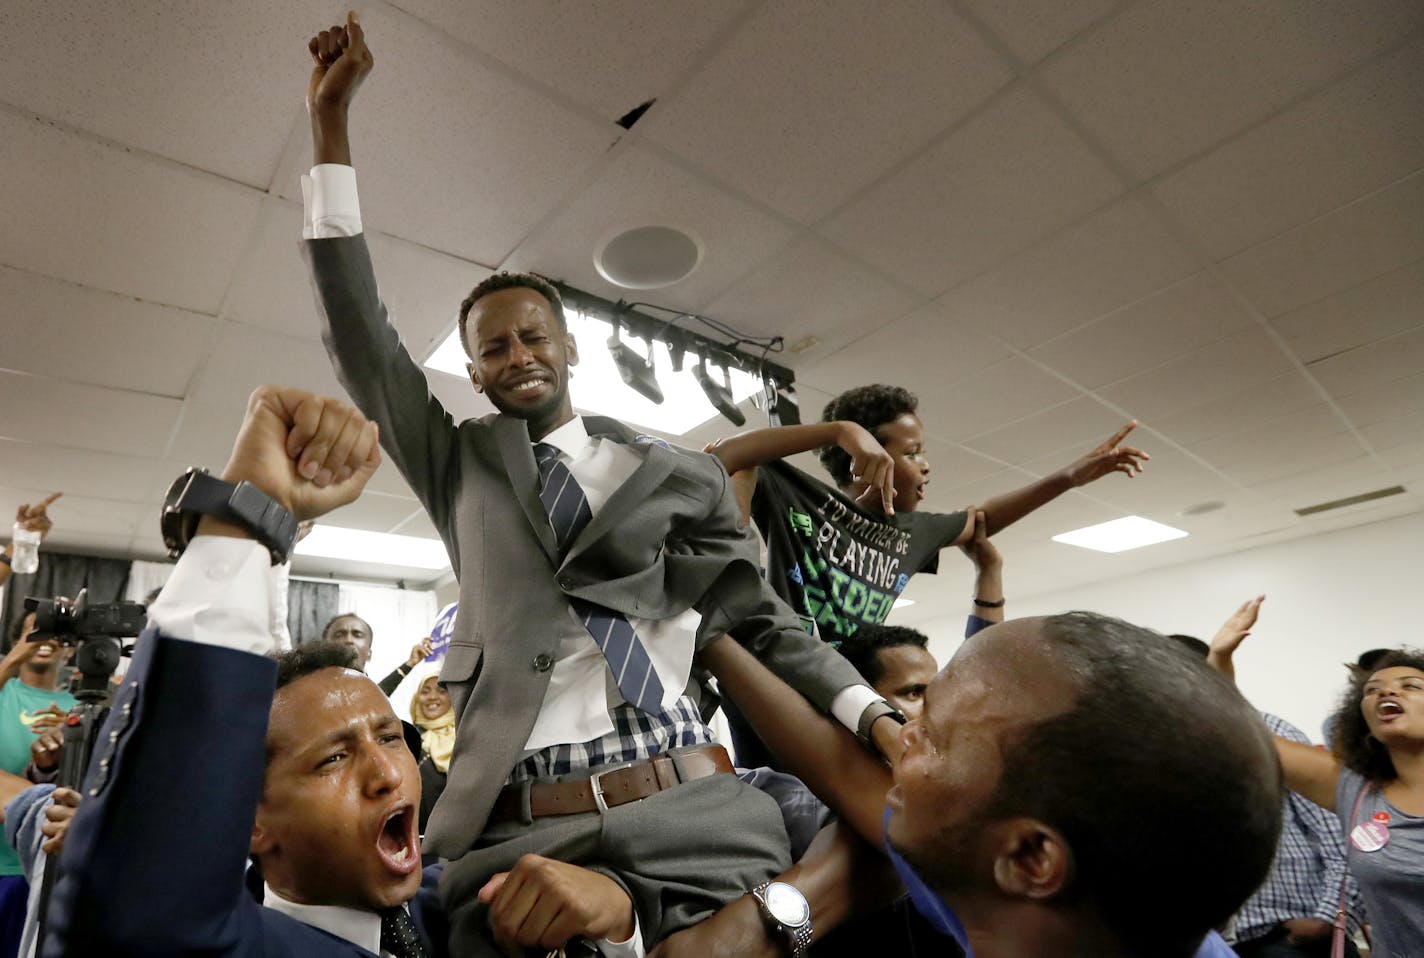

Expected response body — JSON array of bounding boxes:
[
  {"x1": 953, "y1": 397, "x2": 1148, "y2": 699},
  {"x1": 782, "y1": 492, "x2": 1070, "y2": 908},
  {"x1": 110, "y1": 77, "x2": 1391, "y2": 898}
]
[{"x1": 489, "y1": 744, "x2": 733, "y2": 824}]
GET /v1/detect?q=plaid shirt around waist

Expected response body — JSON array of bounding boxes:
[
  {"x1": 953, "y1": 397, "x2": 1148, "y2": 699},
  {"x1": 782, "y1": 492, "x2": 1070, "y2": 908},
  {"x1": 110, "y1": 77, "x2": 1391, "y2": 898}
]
[{"x1": 508, "y1": 694, "x2": 715, "y2": 784}]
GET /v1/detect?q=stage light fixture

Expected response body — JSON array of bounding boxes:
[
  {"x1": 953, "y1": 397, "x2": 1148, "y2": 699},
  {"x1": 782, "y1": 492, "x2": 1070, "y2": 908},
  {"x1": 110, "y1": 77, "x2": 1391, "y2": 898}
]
[
  {"x1": 606, "y1": 318, "x2": 664, "y2": 404},
  {"x1": 693, "y1": 355, "x2": 745, "y2": 426}
]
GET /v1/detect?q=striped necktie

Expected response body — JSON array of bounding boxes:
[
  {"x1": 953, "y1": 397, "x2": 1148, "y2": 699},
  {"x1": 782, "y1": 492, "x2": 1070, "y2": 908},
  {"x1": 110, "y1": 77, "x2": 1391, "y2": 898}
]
[
  {"x1": 534, "y1": 442, "x2": 665, "y2": 713},
  {"x1": 379, "y1": 907, "x2": 428, "y2": 958}
]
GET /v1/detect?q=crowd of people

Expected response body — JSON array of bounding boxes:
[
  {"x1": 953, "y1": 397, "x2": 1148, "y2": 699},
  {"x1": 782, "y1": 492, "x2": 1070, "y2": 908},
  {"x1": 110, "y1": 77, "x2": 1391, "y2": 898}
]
[{"x1": 0, "y1": 13, "x2": 1418, "y2": 958}]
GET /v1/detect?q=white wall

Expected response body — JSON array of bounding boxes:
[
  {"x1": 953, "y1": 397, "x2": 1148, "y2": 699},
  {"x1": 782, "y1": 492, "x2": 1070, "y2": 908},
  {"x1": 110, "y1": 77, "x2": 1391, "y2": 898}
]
[{"x1": 918, "y1": 510, "x2": 1424, "y2": 741}]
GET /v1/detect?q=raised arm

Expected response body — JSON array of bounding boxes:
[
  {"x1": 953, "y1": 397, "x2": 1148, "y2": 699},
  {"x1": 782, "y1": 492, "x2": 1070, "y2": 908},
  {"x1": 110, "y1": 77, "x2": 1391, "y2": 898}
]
[
  {"x1": 306, "y1": 12, "x2": 371, "y2": 166},
  {"x1": 1199, "y1": 596, "x2": 1342, "y2": 810},
  {"x1": 958, "y1": 509, "x2": 1003, "y2": 637},
  {"x1": 47, "y1": 388, "x2": 381, "y2": 955},
  {"x1": 301, "y1": 15, "x2": 467, "y2": 543},
  {"x1": 1, "y1": 493, "x2": 60, "y2": 588},
  {"x1": 699, "y1": 634, "x2": 893, "y2": 848},
  {"x1": 708, "y1": 421, "x2": 897, "y2": 514},
  {"x1": 1205, "y1": 595, "x2": 1264, "y2": 682},
  {"x1": 977, "y1": 421, "x2": 1147, "y2": 536}
]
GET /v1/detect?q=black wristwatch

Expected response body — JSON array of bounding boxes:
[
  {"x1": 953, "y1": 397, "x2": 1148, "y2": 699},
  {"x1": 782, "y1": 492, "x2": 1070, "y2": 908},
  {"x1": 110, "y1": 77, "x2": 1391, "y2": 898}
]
[
  {"x1": 751, "y1": 881, "x2": 812, "y2": 957},
  {"x1": 161, "y1": 468, "x2": 299, "y2": 566},
  {"x1": 857, "y1": 700, "x2": 908, "y2": 756}
]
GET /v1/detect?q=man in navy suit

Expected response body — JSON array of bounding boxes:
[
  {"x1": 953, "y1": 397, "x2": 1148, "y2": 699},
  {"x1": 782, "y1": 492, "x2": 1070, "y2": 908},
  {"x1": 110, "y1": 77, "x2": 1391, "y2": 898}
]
[{"x1": 42, "y1": 386, "x2": 642, "y2": 957}]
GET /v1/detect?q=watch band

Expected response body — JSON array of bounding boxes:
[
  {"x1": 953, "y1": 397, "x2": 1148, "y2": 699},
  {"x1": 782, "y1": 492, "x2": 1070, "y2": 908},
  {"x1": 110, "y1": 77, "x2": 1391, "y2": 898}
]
[
  {"x1": 751, "y1": 881, "x2": 812, "y2": 958},
  {"x1": 856, "y1": 699, "x2": 908, "y2": 755},
  {"x1": 973, "y1": 596, "x2": 1006, "y2": 608},
  {"x1": 161, "y1": 468, "x2": 299, "y2": 566}
]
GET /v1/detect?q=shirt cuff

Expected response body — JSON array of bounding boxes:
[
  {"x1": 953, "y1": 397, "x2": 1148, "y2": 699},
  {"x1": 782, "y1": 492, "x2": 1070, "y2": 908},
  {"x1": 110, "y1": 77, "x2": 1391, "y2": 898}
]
[
  {"x1": 595, "y1": 914, "x2": 645, "y2": 958},
  {"x1": 147, "y1": 537, "x2": 275, "y2": 657},
  {"x1": 301, "y1": 163, "x2": 364, "y2": 238},
  {"x1": 829, "y1": 684, "x2": 884, "y2": 734}
]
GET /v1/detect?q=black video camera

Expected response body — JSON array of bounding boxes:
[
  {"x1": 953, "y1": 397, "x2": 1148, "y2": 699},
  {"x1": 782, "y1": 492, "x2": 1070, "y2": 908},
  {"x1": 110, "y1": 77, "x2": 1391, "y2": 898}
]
[{"x1": 23, "y1": 590, "x2": 145, "y2": 697}]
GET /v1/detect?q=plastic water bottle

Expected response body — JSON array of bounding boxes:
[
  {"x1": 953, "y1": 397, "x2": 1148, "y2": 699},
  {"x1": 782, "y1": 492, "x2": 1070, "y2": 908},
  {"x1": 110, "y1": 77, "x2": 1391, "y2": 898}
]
[{"x1": 10, "y1": 523, "x2": 39, "y2": 575}]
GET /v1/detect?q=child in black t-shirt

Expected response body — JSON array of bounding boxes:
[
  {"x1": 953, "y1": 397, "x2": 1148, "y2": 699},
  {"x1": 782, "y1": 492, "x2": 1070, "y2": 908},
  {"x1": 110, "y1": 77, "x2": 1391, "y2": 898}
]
[{"x1": 708, "y1": 383, "x2": 1146, "y2": 645}]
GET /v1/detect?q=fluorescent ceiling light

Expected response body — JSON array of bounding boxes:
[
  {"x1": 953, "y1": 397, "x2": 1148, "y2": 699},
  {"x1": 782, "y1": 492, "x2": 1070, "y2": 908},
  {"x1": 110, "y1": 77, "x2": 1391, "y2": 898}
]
[
  {"x1": 296, "y1": 524, "x2": 451, "y2": 571},
  {"x1": 424, "y1": 307, "x2": 763, "y2": 435},
  {"x1": 892, "y1": 597, "x2": 915, "y2": 609},
  {"x1": 1051, "y1": 516, "x2": 1188, "y2": 554}
]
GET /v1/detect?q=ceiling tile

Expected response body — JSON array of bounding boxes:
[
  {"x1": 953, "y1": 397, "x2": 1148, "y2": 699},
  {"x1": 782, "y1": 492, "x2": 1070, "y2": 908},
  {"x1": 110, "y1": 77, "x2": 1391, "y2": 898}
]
[
  {"x1": 1334, "y1": 370, "x2": 1424, "y2": 428},
  {"x1": 932, "y1": 195, "x2": 1200, "y2": 349},
  {"x1": 819, "y1": 85, "x2": 1124, "y2": 296},
  {"x1": 925, "y1": 469, "x2": 1025, "y2": 514},
  {"x1": 184, "y1": 323, "x2": 346, "y2": 411},
  {"x1": 502, "y1": 144, "x2": 795, "y2": 313},
  {"x1": 0, "y1": 371, "x2": 179, "y2": 458},
  {"x1": 644, "y1": 0, "x2": 1012, "y2": 224},
  {"x1": 920, "y1": 356, "x2": 1082, "y2": 441},
  {"x1": 279, "y1": 4, "x2": 618, "y2": 267},
  {"x1": 1307, "y1": 325, "x2": 1424, "y2": 397},
  {"x1": 1097, "y1": 329, "x2": 1303, "y2": 421},
  {"x1": 1217, "y1": 171, "x2": 1424, "y2": 318},
  {"x1": 224, "y1": 201, "x2": 489, "y2": 355},
  {"x1": 0, "y1": 265, "x2": 215, "y2": 397},
  {"x1": 319, "y1": 492, "x2": 426, "y2": 535},
  {"x1": 1358, "y1": 417, "x2": 1423, "y2": 454},
  {"x1": 0, "y1": 0, "x2": 318, "y2": 187},
  {"x1": 0, "y1": 110, "x2": 262, "y2": 314},
  {"x1": 1147, "y1": 373, "x2": 1323, "y2": 446},
  {"x1": 0, "y1": 489, "x2": 151, "y2": 540},
  {"x1": 392, "y1": 0, "x2": 747, "y2": 119},
  {"x1": 1270, "y1": 258, "x2": 1424, "y2": 364},
  {"x1": 1248, "y1": 455, "x2": 1401, "y2": 511},
  {"x1": 915, "y1": 442, "x2": 1009, "y2": 507},
  {"x1": 0, "y1": 440, "x2": 157, "y2": 505},
  {"x1": 698, "y1": 237, "x2": 921, "y2": 347},
  {"x1": 1028, "y1": 273, "x2": 1257, "y2": 389},
  {"x1": 1039, "y1": 0, "x2": 1424, "y2": 179},
  {"x1": 959, "y1": 0, "x2": 1121, "y2": 65},
  {"x1": 962, "y1": 396, "x2": 1130, "y2": 466},
  {"x1": 390, "y1": 509, "x2": 441, "y2": 540},
  {"x1": 796, "y1": 302, "x2": 1011, "y2": 406},
  {"x1": 1190, "y1": 404, "x2": 1363, "y2": 485},
  {"x1": 1152, "y1": 33, "x2": 1424, "y2": 259},
  {"x1": 1381, "y1": 441, "x2": 1424, "y2": 473}
]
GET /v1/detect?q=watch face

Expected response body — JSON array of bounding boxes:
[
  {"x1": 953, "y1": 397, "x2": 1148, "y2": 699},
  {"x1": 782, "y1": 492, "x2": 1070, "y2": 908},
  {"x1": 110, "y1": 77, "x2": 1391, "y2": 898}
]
[{"x1": 763, "y1": 882, "x2": 810, "y2": 928}]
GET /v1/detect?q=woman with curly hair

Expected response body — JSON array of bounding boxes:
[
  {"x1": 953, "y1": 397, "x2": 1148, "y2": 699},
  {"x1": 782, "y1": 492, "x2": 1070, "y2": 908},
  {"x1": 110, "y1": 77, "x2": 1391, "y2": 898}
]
[{"x1": 1213, "y1": 599, "x2": 1424, "y2": 957}]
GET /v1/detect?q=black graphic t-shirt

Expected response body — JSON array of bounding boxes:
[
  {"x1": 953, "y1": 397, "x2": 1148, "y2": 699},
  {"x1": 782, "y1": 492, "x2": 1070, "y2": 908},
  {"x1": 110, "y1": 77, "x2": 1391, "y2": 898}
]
[{"x1": 750, "y1": 460, "x2": 969, "y2": 644}]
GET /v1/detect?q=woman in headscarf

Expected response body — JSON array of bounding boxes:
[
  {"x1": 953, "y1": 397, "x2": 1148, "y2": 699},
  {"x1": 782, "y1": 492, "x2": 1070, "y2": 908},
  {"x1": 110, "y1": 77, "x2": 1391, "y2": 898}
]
[{"x1": 409, "y1": 672, "x2": 453, "y2": 832}]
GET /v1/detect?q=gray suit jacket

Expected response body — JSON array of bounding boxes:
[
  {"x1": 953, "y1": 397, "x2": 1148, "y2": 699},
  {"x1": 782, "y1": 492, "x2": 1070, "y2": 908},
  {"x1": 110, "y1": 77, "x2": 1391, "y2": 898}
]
[{"x1": 304, "y1": 234, "x2": 870, "y2": 859}]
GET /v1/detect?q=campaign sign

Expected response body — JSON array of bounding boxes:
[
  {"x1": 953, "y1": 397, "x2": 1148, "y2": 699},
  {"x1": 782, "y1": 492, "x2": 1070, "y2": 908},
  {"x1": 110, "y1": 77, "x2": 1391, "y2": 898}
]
[{"x1": 428, "y1": 602, "x2": 458, "y2": 662}]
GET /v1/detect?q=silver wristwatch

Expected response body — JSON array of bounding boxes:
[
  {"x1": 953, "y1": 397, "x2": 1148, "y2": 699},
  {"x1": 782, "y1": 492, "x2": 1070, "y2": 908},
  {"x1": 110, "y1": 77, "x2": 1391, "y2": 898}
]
[{"x1": 751, "y1": 880, "x2": 812, "y2": 957}]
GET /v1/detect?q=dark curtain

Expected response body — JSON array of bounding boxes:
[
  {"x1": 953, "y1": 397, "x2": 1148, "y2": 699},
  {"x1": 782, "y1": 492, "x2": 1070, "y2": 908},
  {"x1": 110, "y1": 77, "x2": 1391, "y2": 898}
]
[
  {"x1": 2, "y1": 552, "x2": 132, "y2": 652},
  {"x1": 287, "y1": 578, "x2": 339, "y2": 647}
]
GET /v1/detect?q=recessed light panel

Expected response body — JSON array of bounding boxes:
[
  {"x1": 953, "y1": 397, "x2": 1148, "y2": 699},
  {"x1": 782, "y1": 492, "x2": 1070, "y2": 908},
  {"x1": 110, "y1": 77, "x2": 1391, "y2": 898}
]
[
  {"x1": 296, "y1": 525, "x2": 451, "y2": 571},
  {"x1": 1051, "y1": 516, "x2": 1188, "y2": 554}
]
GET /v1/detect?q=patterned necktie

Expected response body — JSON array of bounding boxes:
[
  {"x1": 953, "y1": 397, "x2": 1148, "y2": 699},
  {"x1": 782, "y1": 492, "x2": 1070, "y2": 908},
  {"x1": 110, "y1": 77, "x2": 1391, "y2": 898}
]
[
  {"x1": 379, "y1": 907, "x2": 428, "y2": 958},
  {"x1": 534, "y1": 442, "x2": 665, "y2": 713}
]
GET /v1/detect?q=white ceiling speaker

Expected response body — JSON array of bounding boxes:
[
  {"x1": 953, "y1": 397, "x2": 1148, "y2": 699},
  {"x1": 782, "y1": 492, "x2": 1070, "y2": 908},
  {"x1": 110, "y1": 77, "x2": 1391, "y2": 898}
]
[{"x1": 595, "y1": 225, "x2": 701, "y2": 289}]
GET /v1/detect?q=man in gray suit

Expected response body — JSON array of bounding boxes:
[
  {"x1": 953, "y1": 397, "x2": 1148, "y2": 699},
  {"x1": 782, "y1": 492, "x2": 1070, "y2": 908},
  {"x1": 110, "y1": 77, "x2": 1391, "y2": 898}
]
[{"x1": 300, "y1": 16, "x2": 906, "y2": 956}]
